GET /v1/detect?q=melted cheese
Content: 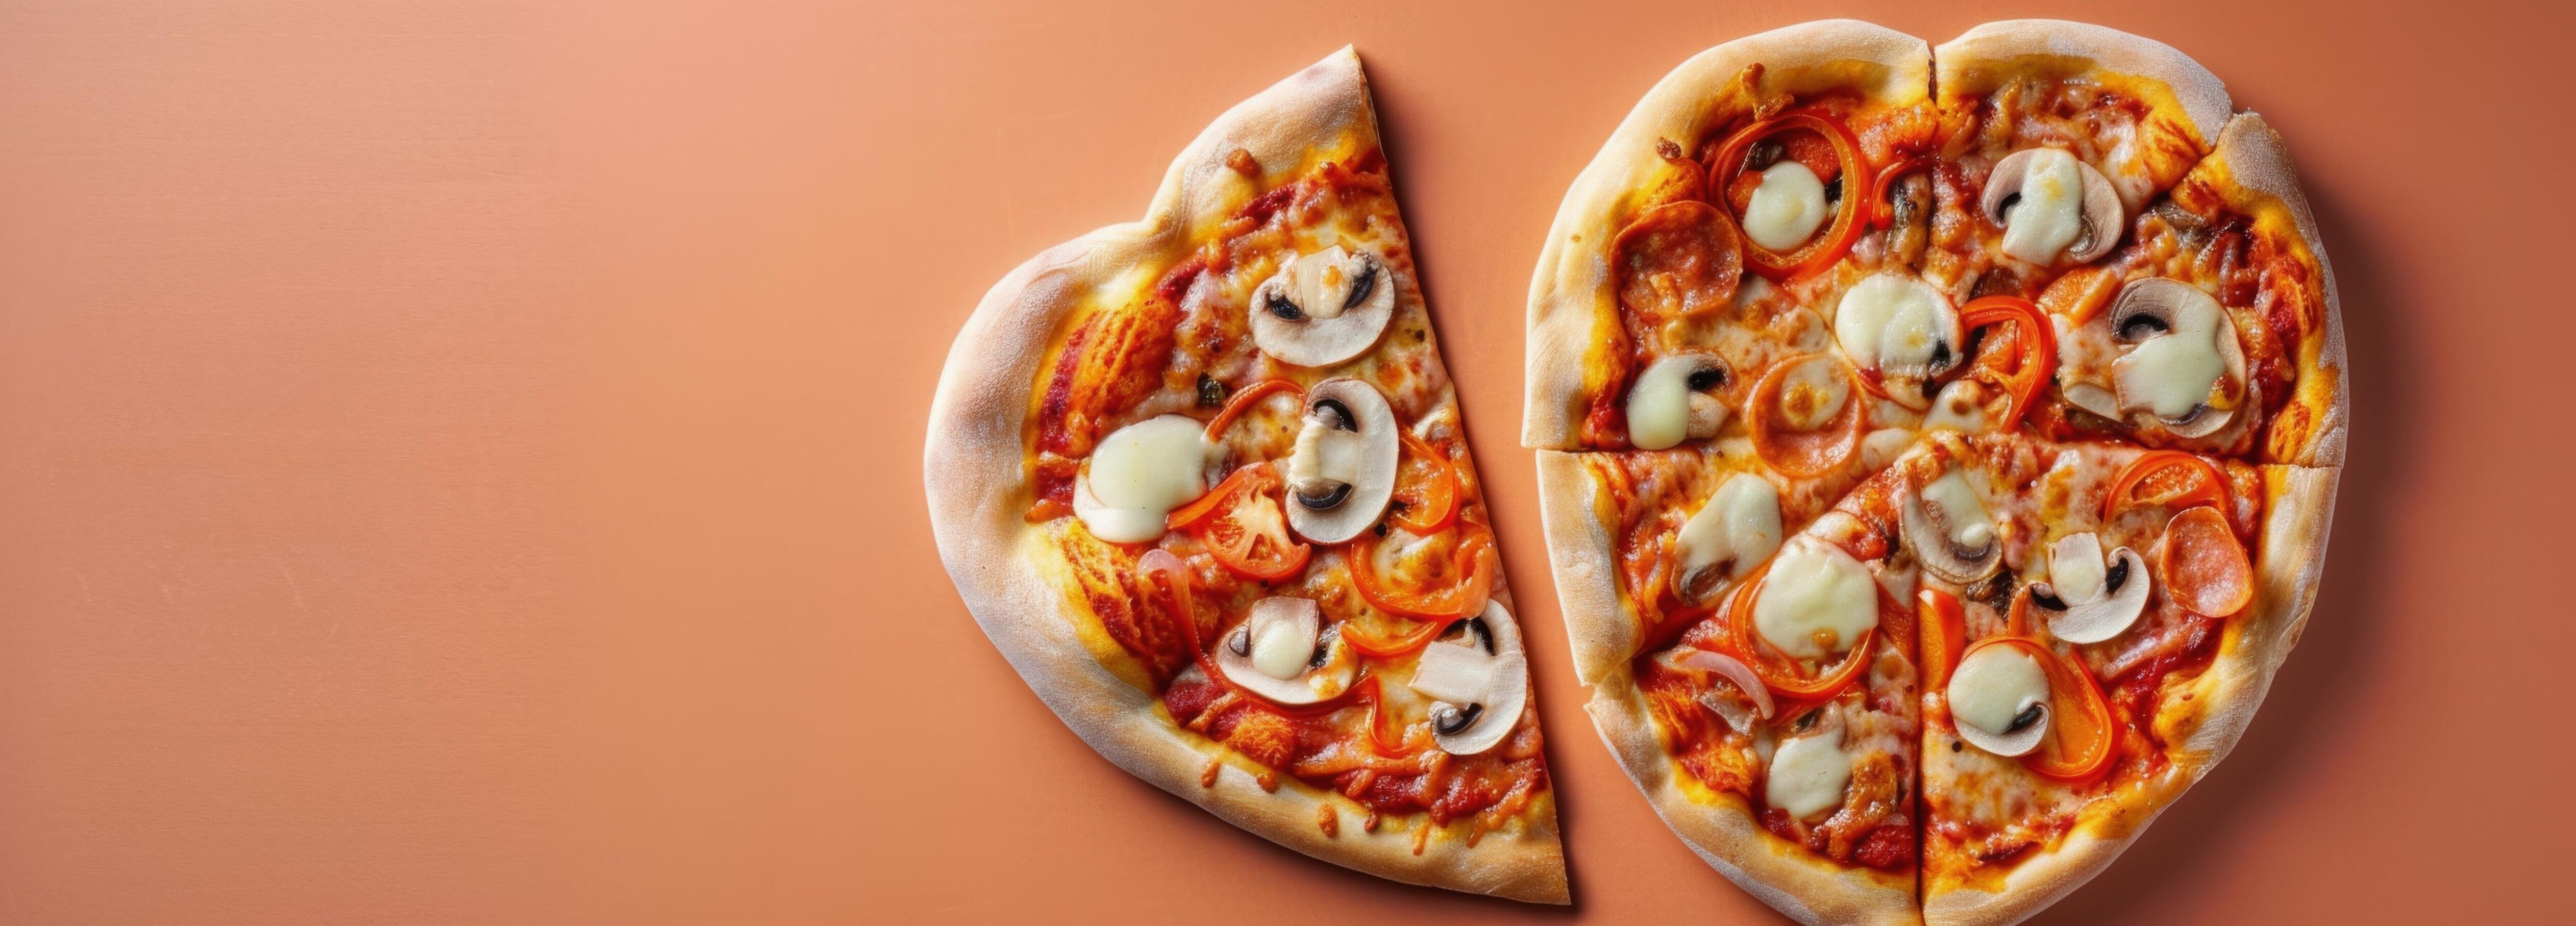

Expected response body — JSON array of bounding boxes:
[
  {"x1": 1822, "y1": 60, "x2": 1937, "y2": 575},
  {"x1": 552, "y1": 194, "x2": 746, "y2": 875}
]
[
  {"x1": 1919, "y1": 470, "x2": 1995, "y2": 551},
  {"x1": 1743, "y1": 161, "x2": 1828, "y2": 252},
  {"x1": 1948, "y1": 644, "x2": 2049, "y2": 736},
  {"x1": 1286, "y1": 413, "x2": 1363, "y2": 487},
  {"x1": 1625, "y1": 356, "x2": 1704, "y2": 451},
  {"x1": 1922, "y1": 380, "x2": 1988, "y2": 433},
  {"x1": 2000, "y1": 148, "x2": 2084, "y2": 264},
  {"x1": 2114, "y1": 285, "x2": 2230, "y2": 418},
  {"x1": 1247, "y1": 598, "x2": 1320, "y2": 680},
  {"x1": 2048, "y1": 532, "x2": 2108, "y2": 603},
  {"x1": 1834, "y1": 274, "x2": 1957, "y2": 376},
  {"x1": 1766, "y1": 730, "x2": 1853, "y2": 819},
  {"x1": 1675, "y1": 473, "x2": 1782, "y2": 581},
  {"x1": 1076, "y1": 414, "x2": 1210, "y2": 542},
  {"x1": 1752, "y1": 538, "x2": 1878, "y2": 660}
]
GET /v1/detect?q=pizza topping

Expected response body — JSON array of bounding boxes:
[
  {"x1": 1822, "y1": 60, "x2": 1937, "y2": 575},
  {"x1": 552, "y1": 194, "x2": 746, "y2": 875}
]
[
  {"x1": 1614, "y1": 200, "x2": 1744, "y2": 323},
  {"x1": 1166, "y1": 463, "x2": 1312, "y2": 582},
  {"x1": 1765, "y1": 705, "x2": 1853, "y2": 819},
  {"x1": 1984, "y1": 147, "x2": 2123, "y2": 265},
  {"x1": 1073, "y1": 414, "x2": 1216, "y2": 543},
  {"x1": 1903, "y1": 469, "x2": 2001, "y2": 585},
  {"x1": 1248, "y1": 245, "x2": 1396, "y2": 367},
  {"x1": 2034, "y1": 535, "x2": 2151, "y2": 644},
  {"x1": 1919, "y1": 588, "x2": 1968, "y2": 692},
  {"x1": 1750, "y1": 537, "x2": 1879, "y2": 661},
  {"x1": 1353, "y1": 523, "x2": 1498, "y2": 621},
  {"x1": 1834, "y1": 274, "x2": 1962, "y2": 404},
  {"x1": 2022, "y1": 640, "x2": 2116, "y2": 781},
  {"x1": 1956, "y1": 295, "x2": 2058, "y2": 428},
  {"x1": 2106, "y1": 277, "x2": 2247, "y2": 436},
  {"x1": 1746, "y1": 354, "x2": 1866, "y2": 478},
  {"x1": 1387, "y1": 431, "x2": 1459, "y2": 535},
  {"x1": 1282, "y1": 379, "x2": 1399, "y2": 544},
  {"x1": 1673, "y1": 472, "x2": 1784, "y2": 603},
  {"x1": 2160, "y1": 506, "x2": 2254, "y2": 617},
  {"x1": 1655, "y1": 646, "x2": 1775, "y2": 733},
  {"x1": 1406, "y1": 601, "x2": 1529, "y2": 755},
  {"x1": 2103, "y1": 449, "x2": 2231, "y2": 521},
  {"x1": 1921, "y1": 380, "x2": 1989, "y2": 433},
  {"x1": 1213, "y1": 595, "x2": 1356, "y2": 705},
  {"x1": 1626, "y1": 354, "x2": 1732, "y2": 451},
  {"x1": 1743, "y1": 161, "x2": 1830, "y2": 252},
  {"x1": 1708, "y1": 112, "x2": 1870, "y2": 281},
  {"x1": 1948, "y1": 640, "x2": 2050, "y2": 758}
]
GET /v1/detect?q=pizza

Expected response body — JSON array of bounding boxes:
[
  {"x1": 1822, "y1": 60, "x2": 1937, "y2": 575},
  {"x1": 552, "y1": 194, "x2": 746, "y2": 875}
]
[
  {"x1": 1525, "y1": 19, "x2": 2345, "y2": 924},
  {"x1": 925, "y1": 49, "x2": 1567, "y2": 903}
]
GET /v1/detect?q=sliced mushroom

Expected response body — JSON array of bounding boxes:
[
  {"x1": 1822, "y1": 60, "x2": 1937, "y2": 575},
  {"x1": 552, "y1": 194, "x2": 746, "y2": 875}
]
[
  {"x1": 1948, "y1": 643, "x2": 2051, "y2": 757},
  {"x1": 1072, "y1": 414, "x2": 1217, "y2": 543},
  {"x1": 1672, "y1": 472, "x2": 1782, "y2": 603},
  {"x1": 1983, "y1": 148, "x2": 2124, "y2": 265},
  {"x1": 1405, "y1": 600, "x2": 1529, "y2": 755},
  {"x1": 1902, "y1": 469, "x2": 2002, "y2": 584},
  {"x1": 1247, "y1": 245, "x2": 1397, "y2": 367},
  {"x1": 2109, "y1": 278, "x2": 2247, "y2": 438},
  {"x1": 2034, "y1": 543, "x2": 2151, "y2": 644},
  {"x1": 1834, "y1": 274, "x2": 1962, "y2": 408},
  {"x1": 1625, "y1": 354, "x2": 1732, "y2": 451},
  {"x1": 1280, "y1": 379, "x2": 1398, "y2": 544},
  {"x1": 1213, "y1": 596, "x2": 1357, "y2": 706}
]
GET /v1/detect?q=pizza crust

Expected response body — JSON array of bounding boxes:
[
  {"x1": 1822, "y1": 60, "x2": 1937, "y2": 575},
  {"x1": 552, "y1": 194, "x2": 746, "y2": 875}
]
[
  {"x1": 1523, "y1": 20, "x2": 1934, "y2": 449},
  {"x1": 1933, "y1": 19, "x2": 2232, "y2": 149},
  {"x1": 1534, "y1": 451, "x2": 1632, "y2": 685},
  {"x1": 2200, "y1": 112, "x2": 2352, "y2": 467},
  {"x1": 1589, "y1": 668, "x2": 1919, "y2": 925},
  {"x1": 1923, "y1": 464, "x2": 2339, "y2": 925},
  {"x1": 923, "y1": 47, "x2": 1568, "y2": 904}
]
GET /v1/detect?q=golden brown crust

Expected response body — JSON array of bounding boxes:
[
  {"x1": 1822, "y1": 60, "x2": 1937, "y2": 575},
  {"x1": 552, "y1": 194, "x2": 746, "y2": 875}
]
[
  {"x1": 925, "y1": 47, "x2": 1567, "y2": 904},
  {"x1": 2192, "y1": 113, "x2": 2351, "y2": 467},
  {"x1": 1934, "y1": 19, "x2": 2232, "y2": 163},
  {"x1": 1523, "y1": 19, "x2": 1933, "y2": 449},
  {"x1": 1534, "y1": 451, "x2": 1632, "y2": 685}
]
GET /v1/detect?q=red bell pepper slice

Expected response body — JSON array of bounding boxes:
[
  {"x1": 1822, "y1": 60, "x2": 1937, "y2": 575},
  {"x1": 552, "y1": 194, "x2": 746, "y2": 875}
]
[
  {"x1": 1724, "y1": 560, "x2": 1878, "y2": 701},
  {"x1": 1351, "y1": 523, "x2": 1497, "y2": 621},
  {"x1": 1388, "y1": 431, "x2": 1459, "y2": 535},
  {"x1": 1707, "y1": 111, "x2": 1873, "y2": 282},
  {"x1": 1956, "y1": 295, "x2": 2059, "y2": 430},
  {"x1": 2102, "y1": 451, "x2": 2230, "y2": 522}
]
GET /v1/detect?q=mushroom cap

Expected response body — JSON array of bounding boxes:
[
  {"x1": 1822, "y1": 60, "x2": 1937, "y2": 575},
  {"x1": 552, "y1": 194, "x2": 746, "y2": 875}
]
[
  {"x1": 1626, "y1": 353, "x2": 1730, "y2": 451},
  {"x1": 1902, "y1": 469, "x2": 2002, "y2": 585},
  {"x1": 1281, "y1": 379, "x2": 1398, "y2": 544},
  {"x1": 1247, "y1": 246, "x2": 1396, "y2": 367},
  {"x1": 1421, "y1": 600, "x2": 1529, "y2": 756},
  {"x1": 1948, "y1": 643, "x2": 2052, "y2": 757},
  {"x1": 2040, "y1": 546, "x2": 2151, "y2": 644},
  {"x1": 2109, "y1": 277, "x2": 2248, "y2": 437},
  {"x1": 1981, "y1": 148, "x2": 2126, "y2": 264},
  {"x1": 1212, "y1": 598, "x2": 1354, "y2": 706}
]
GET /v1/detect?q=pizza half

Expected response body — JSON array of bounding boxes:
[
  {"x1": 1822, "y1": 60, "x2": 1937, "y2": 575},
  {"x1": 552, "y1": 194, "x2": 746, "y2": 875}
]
[
  {"x1": 927, "y1": 49, "x2": 1567, "y2": 903},
  {"x1": 1525, "y1": 19, "x2": 2345, "y2": 924}
]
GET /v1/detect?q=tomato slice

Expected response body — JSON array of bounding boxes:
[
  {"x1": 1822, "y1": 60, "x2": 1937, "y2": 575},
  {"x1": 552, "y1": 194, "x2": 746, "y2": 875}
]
[
  {"x1": 1724, "y1": 560, "x2": 1877, "y2": 701},
  {"x1": 2161, "y1": 506, "x2": 2254, "y2": 617},
  {"x1": 1918, "y1": 588, "x2": 1967, "y2": 692},
  {"x1": 2102, "y1": 450, "x2": 2230, "y2": 522},
  {"x1": 1167, "y1": 464, "x2": 1311, "y2": 583},
  {"x1": 1745, "y1": 353, "x2": 1866, "y2": 478},
  {"x1": 1351, "y1": 523, "x2": 1497, "y2": 621},
  {"x1": 1956, "y1": 295, "x2": 2058, "y2": 429},
  {"x1": 1202, "y1": 379, "x2": 1304, "y2": 441},
  {"x1": 1389, "y1": 431, "x2": 1459, "y2": 535},
  {"x1": 1707, "y1": 111, "x2": 1874, "y2": 281},
  {"x1": 1867, "y1": 155, "x2": 1931, "y2": 230}
]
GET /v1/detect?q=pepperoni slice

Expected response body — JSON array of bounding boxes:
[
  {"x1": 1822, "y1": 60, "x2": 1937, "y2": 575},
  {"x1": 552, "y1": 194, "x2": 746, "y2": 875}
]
[
  {"x1": 2160, "y1": 506, "x2": 2254, "y2": 617},
  {"x1": 1613, "y1": 200, "x2": 1744, "y2": 325}
]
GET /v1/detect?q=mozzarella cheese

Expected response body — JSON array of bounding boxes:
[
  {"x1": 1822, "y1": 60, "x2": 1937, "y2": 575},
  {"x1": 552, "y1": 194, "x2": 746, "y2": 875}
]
[
  {"x1": 1675, "y1": 473, "x2": 1783, "y2": 582},
  {"x1": 1626, "y1": 356, "x2": 1707, "y2": 451},
  {"x1": 1834, "y1": 274, "x2": 1958, "y2": 376},
  {"x1": 1922, "y1": 380, "x2": 1989, "y2": 433},
  {"x1": 1999, "y1": 148, "x2": 2085, "y2": 264},
  {"x1": 1076, "y1": 415, "x2": 1211, "y2": 542},
  {"x1": 1860, "y1": 427, "x2": 1917, "y2": 470},
  {"x1": 1743, "y1": 161, "x2": 1829, "y2": 252},
  {"x1": 1918, "y1": 469, "x2": 1996, "y2": 551},
  {"x1": 1246, "y1": 598, "x2": 1321, "y2": 680},
  {"x1": 1753, "y1": 538, "x2": 1879, "y2": 660},
  {"x1": 1766, "y1": 730, "x2": 1854, "y2": 819},
  {"x1": 2048, "y1": 532, "x2": 2108, "y2": 603},
  {"x1": 1948, "y1": 644, "x2": 2050, "y2": 736},
  {"x1": 2114, "y1": 285, "x2": 2231, "y2": 419},
  {"x1": 1285, "y1": 412, "x2": 1364, "y2": 487}
]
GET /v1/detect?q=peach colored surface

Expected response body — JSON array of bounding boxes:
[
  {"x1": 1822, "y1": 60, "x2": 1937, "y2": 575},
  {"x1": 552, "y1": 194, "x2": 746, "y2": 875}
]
[{"x1": 0, "y1": 1, "x2": 2564, "y2": 923}]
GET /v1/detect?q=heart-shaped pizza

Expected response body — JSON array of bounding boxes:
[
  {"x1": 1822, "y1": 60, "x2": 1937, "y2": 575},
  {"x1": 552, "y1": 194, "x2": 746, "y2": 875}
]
[{"x1": 1523, "y1": 19, "x2": 2346, "y2": 924}]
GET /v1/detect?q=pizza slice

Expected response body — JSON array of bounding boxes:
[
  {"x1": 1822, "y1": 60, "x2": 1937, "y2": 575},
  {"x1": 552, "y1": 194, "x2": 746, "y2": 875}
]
[{"x1": 925, "y1": 49, "x2": 1566, "y2": 902}]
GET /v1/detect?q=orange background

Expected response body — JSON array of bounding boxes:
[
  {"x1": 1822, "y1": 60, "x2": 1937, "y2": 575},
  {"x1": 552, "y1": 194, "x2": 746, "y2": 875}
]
[{"x1": 0, "y1": 1, "x2": 2565, "y2": 923}]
